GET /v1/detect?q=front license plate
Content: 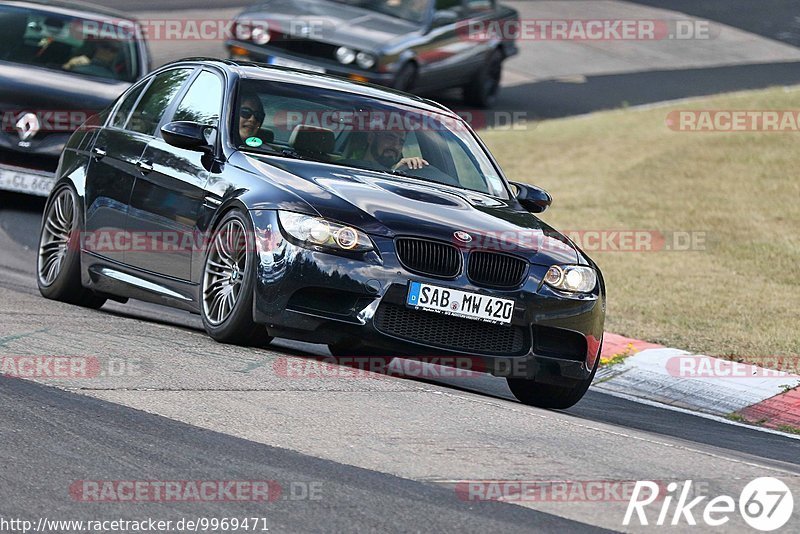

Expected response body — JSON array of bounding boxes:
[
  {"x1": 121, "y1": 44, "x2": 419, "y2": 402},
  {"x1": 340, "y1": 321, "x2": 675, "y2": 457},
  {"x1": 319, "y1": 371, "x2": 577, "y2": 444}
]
[
  {"x1": 406, "y1": 281, "x2": 514, "y2": 325},
  {"x1": 0, "y1": 166, "x2": 55, "y2": 196},
  {"x1": 268, "y1": 56, "x2": 326, "y2": 73}
]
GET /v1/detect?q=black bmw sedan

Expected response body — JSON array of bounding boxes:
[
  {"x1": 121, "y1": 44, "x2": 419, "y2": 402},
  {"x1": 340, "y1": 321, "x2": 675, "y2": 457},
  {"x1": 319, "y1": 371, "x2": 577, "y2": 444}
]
[{"x1": 37, "y1": 59, "x2": 605, "y2": 409}]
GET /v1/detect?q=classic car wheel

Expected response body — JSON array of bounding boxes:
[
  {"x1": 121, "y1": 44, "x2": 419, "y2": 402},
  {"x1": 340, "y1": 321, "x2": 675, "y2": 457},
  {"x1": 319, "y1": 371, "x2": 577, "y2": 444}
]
[
  {"x1": 392, "y1": 62, "x2": 417, "y2": 92},
  {"x1": 463, "y1": 49, "x2": 503, "y2": 108},
  {"x1": 506, "y1": 355, "x2": 599, "y2": 410},
  {"x1": 201, "y1": 209, "x2": 272, "y2": 346},
  {"x1": 37, "y1": 184, "x2": 106, "y2": 308}
]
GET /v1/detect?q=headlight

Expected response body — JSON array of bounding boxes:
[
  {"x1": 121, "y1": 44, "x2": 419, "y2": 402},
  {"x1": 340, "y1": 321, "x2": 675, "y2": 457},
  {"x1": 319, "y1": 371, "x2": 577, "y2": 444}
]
[
  {"x1": 356, "y1": 52, "x2": 376, "y2": 69},
  {"x1": 235, "y1": 21, "x2": 252, "y2": 40},
  {"x1": 251, "y1": 25, "x2": 270, "y2": 45},
  {"x1": 278, "y1": 211, "x2": 373, "y2": 252},
  {"x1": 335, "y1": 46, "x2": 356, "y2": 65},
  {"x1": 544, "y1": 265, "x2": 597, "y2": 293}
]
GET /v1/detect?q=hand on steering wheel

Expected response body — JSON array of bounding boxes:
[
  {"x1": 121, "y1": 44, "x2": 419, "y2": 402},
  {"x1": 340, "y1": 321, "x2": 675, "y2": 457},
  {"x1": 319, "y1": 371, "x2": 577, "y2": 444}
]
[{"x1": 393, "y1": 156, "x2": 429, "y2": 171}]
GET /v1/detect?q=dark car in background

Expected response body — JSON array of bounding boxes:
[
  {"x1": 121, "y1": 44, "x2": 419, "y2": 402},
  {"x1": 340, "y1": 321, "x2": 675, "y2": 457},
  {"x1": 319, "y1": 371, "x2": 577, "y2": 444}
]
[
  {"x1": 0, "y1": 0, "x2": 149, "y2": 196},
  {"x1": 227, "y1": 0, "x2": 518, "y2": 107},
  {"x1": 37, "y1": 59, "x2": 604, "y2": 409}
]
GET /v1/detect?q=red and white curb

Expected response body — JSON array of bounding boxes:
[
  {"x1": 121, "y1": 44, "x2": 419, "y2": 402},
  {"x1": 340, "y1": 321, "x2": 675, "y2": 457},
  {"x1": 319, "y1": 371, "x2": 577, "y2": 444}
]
[{"x1": 596, "y1": 334, "x2": 800, "y2": 431}]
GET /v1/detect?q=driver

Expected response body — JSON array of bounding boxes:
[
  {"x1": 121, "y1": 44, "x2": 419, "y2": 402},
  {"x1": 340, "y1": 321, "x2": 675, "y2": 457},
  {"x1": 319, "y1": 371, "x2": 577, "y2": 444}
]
[
  {"x1": 362, "y1": 129, "x2": 428, "y2": 171},
  {"x1": 62, "y1": 39, "x2": 120, "y2": 79}
]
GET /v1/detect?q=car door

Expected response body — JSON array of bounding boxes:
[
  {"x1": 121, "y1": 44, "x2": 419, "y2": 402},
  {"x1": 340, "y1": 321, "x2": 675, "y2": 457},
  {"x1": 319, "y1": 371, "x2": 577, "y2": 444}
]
[
  {"x1": 458, "y1": 0, "x2": 499, "y2": 73},
  {"x1": 83, "y1": 78, "x2": 150, "y2": 264},
  {"x1": 415, "y1": 0, "x2": 475, "y2": 90},
  {"x1": 125, "y1": 68, "x2": 224, "y2": 281}
]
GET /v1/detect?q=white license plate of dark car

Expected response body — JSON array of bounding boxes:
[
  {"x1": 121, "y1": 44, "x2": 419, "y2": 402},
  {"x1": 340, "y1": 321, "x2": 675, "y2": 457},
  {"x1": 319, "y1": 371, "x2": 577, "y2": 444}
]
[
  {"x1": 406, "y1": 281, "x2": 514, "y2": 324},
  {"x1": 0, "y1": 166, "x2": 54, "y2": 196}
]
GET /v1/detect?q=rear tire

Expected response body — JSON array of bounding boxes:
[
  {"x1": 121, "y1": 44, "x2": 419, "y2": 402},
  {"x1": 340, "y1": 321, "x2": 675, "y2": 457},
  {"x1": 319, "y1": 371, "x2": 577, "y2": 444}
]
[
  {"x1": 37, "y1": 184, "x2": 106, "y2": 309},
  {"x1": 463, "y1": 49, "x2": 503, "y2": 108},
  {"x1": 201, "y1": 209, "x2": 272, "y2": 347},
  {"x1": 507, "y1": 357, "x2": 599, "y2": 410}
]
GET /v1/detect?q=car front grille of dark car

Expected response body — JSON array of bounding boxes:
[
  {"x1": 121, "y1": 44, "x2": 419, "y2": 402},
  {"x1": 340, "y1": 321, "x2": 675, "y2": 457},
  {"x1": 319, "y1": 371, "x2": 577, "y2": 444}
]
[
  {"x1": 265, "y1": 37, "x2": 339, "y2": 62},
  {"x1": 395, "y1": 238, "x2": 462, "y2": 279},
  {"x1": 467, "y1": 251, "x2": 528, "y2": 288},
  {"x1": 374, "y1": 303, "x2": 527, "y2": 355}
]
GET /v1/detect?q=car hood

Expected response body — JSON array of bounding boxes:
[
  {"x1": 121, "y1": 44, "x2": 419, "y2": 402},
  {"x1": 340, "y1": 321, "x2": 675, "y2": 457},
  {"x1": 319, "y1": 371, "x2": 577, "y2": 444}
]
[
  {"x1": 240, "y1": 0, "x2": 420, "y2": 50},
  {"x1": 248, "y1": 156, "x2": 580, "y2": 265},
  {"x1": 0, "y1": 61, "x2": 129, "y2": 155}
]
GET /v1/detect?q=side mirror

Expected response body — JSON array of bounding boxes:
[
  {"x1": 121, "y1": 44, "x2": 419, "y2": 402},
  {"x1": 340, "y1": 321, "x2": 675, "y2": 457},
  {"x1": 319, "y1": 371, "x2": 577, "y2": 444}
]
[
  {"x1": 431, "y1": 9, "x2": 458, "y2": 28},
  {"x1": 161, "y1": 121, "x2": 214, "y2": 154},
  {"x1": 510, "y1": 181, "x2": 552, "y2": 213}
]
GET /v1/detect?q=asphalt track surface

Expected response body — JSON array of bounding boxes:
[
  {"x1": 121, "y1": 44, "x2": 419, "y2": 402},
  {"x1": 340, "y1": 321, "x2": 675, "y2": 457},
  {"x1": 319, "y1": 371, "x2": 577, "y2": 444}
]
[{"x1": 1, "y1": 376, "x2": 594, "y2": 533}]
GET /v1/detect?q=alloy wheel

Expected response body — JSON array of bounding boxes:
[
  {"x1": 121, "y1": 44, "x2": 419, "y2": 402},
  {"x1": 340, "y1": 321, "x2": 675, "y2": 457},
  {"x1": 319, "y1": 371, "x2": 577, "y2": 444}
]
[
  {"x1": 202, "y1": 218, "x2": 248, "y2": 325},
  {"x1": 38, "y1": 188, "x2": 75, "y2": 286}
]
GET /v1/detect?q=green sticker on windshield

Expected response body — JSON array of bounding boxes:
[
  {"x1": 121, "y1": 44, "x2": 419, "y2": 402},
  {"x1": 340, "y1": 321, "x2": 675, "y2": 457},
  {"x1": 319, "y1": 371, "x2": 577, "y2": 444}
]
[{"x1": 245, "y1": 137, "x2": 263, "y2": 147}]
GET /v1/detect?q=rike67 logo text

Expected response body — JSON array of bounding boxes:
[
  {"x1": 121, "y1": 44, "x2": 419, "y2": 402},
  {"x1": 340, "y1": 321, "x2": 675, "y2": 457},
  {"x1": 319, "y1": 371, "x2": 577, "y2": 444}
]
[{"x1": 624, "y1": 478, "x2": 793, "y2": 531}]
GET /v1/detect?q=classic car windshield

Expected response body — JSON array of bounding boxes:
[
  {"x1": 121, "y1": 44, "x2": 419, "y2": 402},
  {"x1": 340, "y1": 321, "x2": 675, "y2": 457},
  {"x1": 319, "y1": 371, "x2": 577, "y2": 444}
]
[
  {"x1": 328, "y1": 0, "x2": 429, "y2": 23},
  {"x1": 0, "y1": 5, "x2": 139, "y2": 82},
  {"x1": 234, "y1": 79, "x2": 509, "y2": 198}
]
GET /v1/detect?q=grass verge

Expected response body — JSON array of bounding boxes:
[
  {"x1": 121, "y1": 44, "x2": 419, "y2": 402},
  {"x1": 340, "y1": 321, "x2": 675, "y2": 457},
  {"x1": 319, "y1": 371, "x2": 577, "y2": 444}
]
[{"x1": 483, "y1": 87, "x2": 800, "y2": 360}]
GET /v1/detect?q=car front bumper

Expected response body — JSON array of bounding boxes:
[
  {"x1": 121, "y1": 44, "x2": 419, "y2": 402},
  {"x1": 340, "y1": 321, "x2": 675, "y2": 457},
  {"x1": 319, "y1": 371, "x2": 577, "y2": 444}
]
[{"x1": 250, "y1": 210, "x2": 605, "y2": 384}]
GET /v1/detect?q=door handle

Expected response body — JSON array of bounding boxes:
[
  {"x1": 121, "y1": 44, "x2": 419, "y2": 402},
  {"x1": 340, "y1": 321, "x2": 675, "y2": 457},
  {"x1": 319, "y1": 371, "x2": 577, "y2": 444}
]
[
  {"x1": 92, "y1": 147, "x2": 106, "y2": 160},
  {"x1": 137, "y1": 159, "x2": 153, "y2": 175}
]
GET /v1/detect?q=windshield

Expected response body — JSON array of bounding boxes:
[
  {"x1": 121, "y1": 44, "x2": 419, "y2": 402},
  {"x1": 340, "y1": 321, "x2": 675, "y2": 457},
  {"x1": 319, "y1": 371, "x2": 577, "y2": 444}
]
[
  {"x1": 234, "y1": 79, "x2": 509, "y2": 198},
  {"x1": 0, "y1": 5, "x2": 139, "y2": 82},
  {"x1": 328, "y1": 0, "x2": 429, "y2": 23}
]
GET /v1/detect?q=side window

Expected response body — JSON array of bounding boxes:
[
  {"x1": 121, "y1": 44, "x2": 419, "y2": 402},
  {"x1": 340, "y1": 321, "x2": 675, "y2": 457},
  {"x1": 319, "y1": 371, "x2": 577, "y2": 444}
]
[
  {"x1": 110, "y1": 81, "x2": 147, "y2": 129},
  {"x1": 446, "y1": 135, "x2": 485, "y2": 191},
  {"x1": 172, "y1": 71, "x2": 223, "y2": 125},
  {"x1": 128, "y1": 68, "x2": 193, "y2": 136}
]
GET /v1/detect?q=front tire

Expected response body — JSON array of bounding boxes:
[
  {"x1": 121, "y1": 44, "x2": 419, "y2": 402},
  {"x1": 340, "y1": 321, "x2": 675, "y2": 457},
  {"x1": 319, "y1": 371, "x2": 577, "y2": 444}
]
[
  {"x1": 201, "y1": 209, "x2": 272, "y2": 347},
  {"x1": 392, "y1": 62, "x2": 417, "y2": 93},
  {"x1": 507, "y1": 357, "x2": 599, "y2": 410},
  {"x1": 37, "y1": 184, "x2": 106, "y2": 309},
  {"x1": 463, "y1": 49, "x2": 503, "y2": 108}
]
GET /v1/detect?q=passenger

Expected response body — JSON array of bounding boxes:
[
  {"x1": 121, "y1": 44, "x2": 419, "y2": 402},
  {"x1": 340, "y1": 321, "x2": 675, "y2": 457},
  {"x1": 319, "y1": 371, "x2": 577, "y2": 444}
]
[{"x1": 237, "y1": 92, "x2": 265, "y2": 144}]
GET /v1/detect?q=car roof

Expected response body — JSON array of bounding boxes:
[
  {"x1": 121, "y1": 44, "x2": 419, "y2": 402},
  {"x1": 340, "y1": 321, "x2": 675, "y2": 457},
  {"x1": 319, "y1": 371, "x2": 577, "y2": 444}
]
[
  {"x1": 1, "y1": 0, "x2": 137, "y2": 22},
  {"x1": 167, "y1": 58, "x2": 461, "y2": 119}
]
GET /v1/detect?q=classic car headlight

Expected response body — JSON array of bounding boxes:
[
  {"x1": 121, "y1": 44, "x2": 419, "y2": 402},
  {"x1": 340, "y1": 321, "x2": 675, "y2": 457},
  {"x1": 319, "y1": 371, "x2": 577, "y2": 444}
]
[
  {"x1": 278, "y1": 211, "x2": 373, "y2": 252},
  {"x1": 235, "y1": 21, "x2": 252, "y2": 40},
  {"x1": 335, "y1": 46, "x2": 356, "y2": 65},
  {"x1": 251, "y1": 25, "x2": 271, "y2": 45},
  {"x1": 356, "y1": 52, "x2": 376, "y2": 69},
  {"x1": 544, "y1": 265, "x2": 597, "y2": 293}
]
